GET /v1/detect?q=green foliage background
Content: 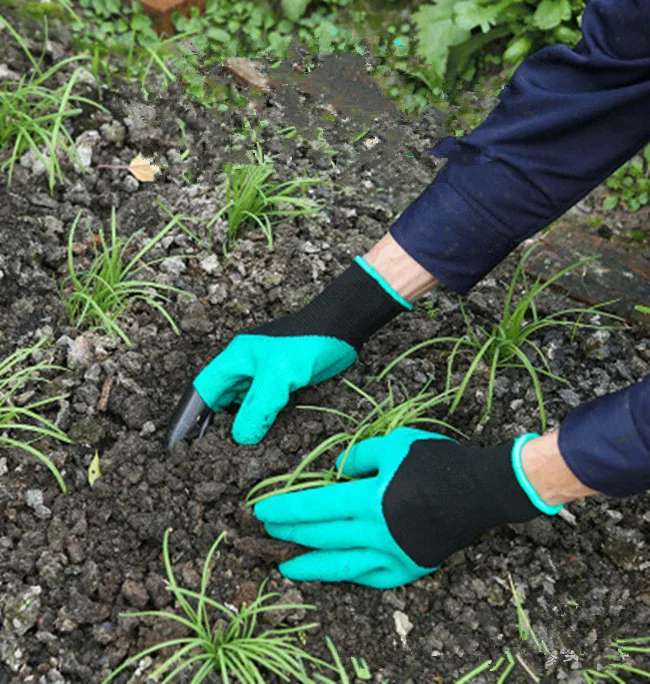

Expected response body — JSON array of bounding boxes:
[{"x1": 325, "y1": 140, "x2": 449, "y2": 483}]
[{"x1": 63, "y1": 0, "x2": 588, "y2": 112}]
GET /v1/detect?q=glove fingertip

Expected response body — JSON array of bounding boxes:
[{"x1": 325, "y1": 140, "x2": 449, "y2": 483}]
[{"x1": 231, "y1": 422, "x2": 265, "y2": 445}]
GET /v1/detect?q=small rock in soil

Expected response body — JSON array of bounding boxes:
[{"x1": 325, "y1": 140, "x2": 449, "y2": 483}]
[{"x1": 3, "y1": 585, "x2": 42, "y2": 636}]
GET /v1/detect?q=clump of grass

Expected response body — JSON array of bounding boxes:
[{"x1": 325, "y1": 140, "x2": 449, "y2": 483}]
[
  {"x1": 246, "y1": 377, "x2": 462, "y2": 506},
  {"x1": 60, "y1": 207, "x2": 194, "y2": 345},
  {"x1": 102, "y1": 528, "x2": 355, "y2": 684},
  {"x1": 456, "y1": 573, "x2": 650, "y2": 683},
  {"x1": 207, "y1": 143, "x2": 328, "y2": 252},
  {"x1": 0, "y1": 16, "x2": 107, "y2": 193},
  {"x1": 0, "y1": 338, "x2": 71, "y2": 493},
  {"x1": 378, "y1": 244, "x2": 626, "y2": 431}
]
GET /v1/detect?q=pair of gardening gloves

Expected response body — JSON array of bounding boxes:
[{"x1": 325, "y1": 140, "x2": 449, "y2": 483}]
[{"x1": 168, "y1": 257, "x2": 563, "y2": 590}]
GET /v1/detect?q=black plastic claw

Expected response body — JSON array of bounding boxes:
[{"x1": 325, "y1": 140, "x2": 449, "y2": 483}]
[{"x1": 167, "y1": 383, "x2": 216, "y2": 454}]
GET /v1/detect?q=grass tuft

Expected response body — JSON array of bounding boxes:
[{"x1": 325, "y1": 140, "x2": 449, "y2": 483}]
[
  {"x1": 0, "y1": 15, "x2": 107, "y2": 193},
  {"x1": 102, "y1": 528, "x2": 356, "y2": 683},
  {"x1": 60, "y1": 207, "x2": 194, "y2": 346},
  {"x1": 246, "y1": 377, "x2": 463, "y2": 506},
  {"x1": 378, "y1": 243, "x2": 626, "y2": 431},
  {"x1": 0, "y1": 338, "x2": 71, "y2": 493},
  {"x1": 207, "y1": 143, "x2": 329, "y2": 252}
]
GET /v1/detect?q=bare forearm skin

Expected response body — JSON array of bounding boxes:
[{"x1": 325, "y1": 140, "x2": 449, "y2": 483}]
[{"x1": 362, "y1": 234, "x2": 601, "y2": 506}]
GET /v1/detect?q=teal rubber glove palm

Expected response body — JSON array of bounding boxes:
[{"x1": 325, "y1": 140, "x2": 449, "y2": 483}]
[
  {"x1": 167, "y1": 257, "x2": 412, "y2": 451},
  {"x1": 253, "y1": 427, "x2": 564, "y2": 589}
]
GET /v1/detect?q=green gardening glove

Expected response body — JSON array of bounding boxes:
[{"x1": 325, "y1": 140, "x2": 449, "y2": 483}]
[
  {"x1": 253, "y1": 427, "x2": 564, "y2": 589},
  {"x1": 167, "y1": 257, "x2": 412, "y2": 451}
]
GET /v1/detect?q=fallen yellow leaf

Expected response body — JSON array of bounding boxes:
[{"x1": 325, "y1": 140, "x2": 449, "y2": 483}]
[
  {"x1": 88, "y1": 450, "x2": 102, "y2": 486},
  {"x1": 128, "y1": 153, "x2": 160, "y2": 182}
]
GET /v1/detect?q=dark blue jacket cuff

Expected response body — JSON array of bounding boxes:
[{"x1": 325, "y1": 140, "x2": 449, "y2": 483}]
[{"x1": 558, "y1": 375, "x2": 650, "y2": 497}]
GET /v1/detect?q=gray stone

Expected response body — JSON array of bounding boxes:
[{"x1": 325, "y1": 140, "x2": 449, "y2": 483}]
[
  {"x1": 30, "y1": 193, "x2": 59, "y2": 209},
  {"x1": 160, "y1": 258, "x2": 187, "y2": 277},
  {"x1": 100, "y1": 121, "x2": 126, "y2": 147},
  {"x1": 121, "y1": 579, "x2": 150, "y2": 609},
  {"x1": 200, "y1": 254, "x2": 222, "y2": 275},
  {"x1": 3, "y1": 585, "x2": 42, "y2": 636},
  {"x1": 25, "y1": 489, "x2": 44, "y2": 509},
  {"x1": 68, "y1": 335, "x2": 93, "y2": 370}
]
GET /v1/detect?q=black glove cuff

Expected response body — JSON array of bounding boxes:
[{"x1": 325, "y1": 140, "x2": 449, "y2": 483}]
[
  {"x1": 251, "y1": 259, "x2": 410, "y2": 351},
  {"x1": 383, "y1": 439, "x2": 542, "y2": 568}
]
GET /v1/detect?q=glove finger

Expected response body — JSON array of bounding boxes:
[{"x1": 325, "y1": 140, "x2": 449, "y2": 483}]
[
  {"x1": 352, "y1": 569, "x2": 405, "y2": 590},
  {"x1": 335, "y1": 436, "x2": 385, "y2": 476},
  {"x1": 278, "y1": 548, "x2": 387, "y2": 583},
  {"x1": 264, "y1": 519, "x2": 389, "y2": 551},
  {"x1": 254, "y1": 479, "x2": 371, "y2": 525},
  {"x1": 194, "y1": 344, "x2": 254, "y2": 411},
  {"x1": 231, "y1": 369, "x2": 291, "y2": 445}
]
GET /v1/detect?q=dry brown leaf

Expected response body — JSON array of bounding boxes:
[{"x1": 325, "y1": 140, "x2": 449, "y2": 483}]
[
  {"x1": 224, "y1": 58, "x2": 270, "y2": 91},
  {"x1": 128, "y1": 153, "x2": 160, "y2": 182}
]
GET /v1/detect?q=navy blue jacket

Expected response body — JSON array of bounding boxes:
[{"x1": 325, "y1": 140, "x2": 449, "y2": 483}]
[{"x1": 390, "y1": 0, "x2": 650, "y2": 497}]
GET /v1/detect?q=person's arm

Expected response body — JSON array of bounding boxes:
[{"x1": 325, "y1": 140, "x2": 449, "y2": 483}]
[
  {"x1": 387, "y1": 0, "x2": 650, "y2": 293},
  {"x1": 363, "y1": 0, "x2": 650, "y2": 500}
]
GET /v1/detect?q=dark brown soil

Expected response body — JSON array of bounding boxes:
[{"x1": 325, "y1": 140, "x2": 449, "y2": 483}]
[{"x1": 0, "y1": 12, "x2": 648, "y2": 684}]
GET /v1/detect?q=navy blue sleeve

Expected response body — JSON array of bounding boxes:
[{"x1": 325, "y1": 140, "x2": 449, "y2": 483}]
[
  {"x1": 389, "y1": 0, "x2": 650, "y2": 498},
  {"x1": 389, "y1": 0, "x2": 650, "y2": 295},
  {"x1": 559, "y1": 376, "x2": 650, "y2": 497}
]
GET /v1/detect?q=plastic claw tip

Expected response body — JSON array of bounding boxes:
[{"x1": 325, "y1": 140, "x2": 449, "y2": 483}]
[{"x1": 167, "y1": 383, "x2": 215, "y2": 454}]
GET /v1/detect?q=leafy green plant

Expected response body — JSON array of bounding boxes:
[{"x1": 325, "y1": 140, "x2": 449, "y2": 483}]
[
  {"x1": 102, "y1": 527, "x2": 358, "y2": 683},
  {"x1": 207, "y1": 143, "x2": 328, "y2": 252},
  {"x1": 456, "y1": 573, "x2": 650, "y2": 682},
  {"x1": 60, "y1": 207, "x2": 194, "y2": 345},
  {"x1": 378, "y1": 244, "x2": 625, "y2": 431},
  {"x1": 0, "y1": 15, "x2": 107, "y2": 193},
  {"x1": 0, "y1": 338, "x2": 71, "y2": 493},
  {"x1": 246, "y1": 377, "x2": 462, "y2": 506},
  {"x1": 635, "y1": 305, "x2": 650, "y2": 315},
  {"x1": 412, "y1": 0, "x2": 586, "y2": 100},
  {"x1": 602, "y1": 144, "x2": 650, "y2": 212}
]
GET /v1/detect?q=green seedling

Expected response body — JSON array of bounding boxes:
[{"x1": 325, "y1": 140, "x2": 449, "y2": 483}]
[
  {"x1": 207, "y1": 143, "x2": 328, "y2": 252},
  {"x1": 635, "y1": 305, "x2": 650, "y2": 315},
  {"x1": 279, "y1": 126, "x2": 299, "y2": 140},
  {"x1": 61, "y1": 207, "x2": 194, "y2": 345},
  {"x1": 102, "y1": 528, "x2": 352, "y2": 684},
  {"x1": 378, "y1": 244, "x2": 626, "y2": 431},
  {"x1": 0, "y1": 16, "x2": 108, "y2": 193},
  {"x1": 246, "y1": 377, "x2": 463, "y2": 506},
  {"x1": 0, "y1": 338, "x2": 71, "y2": 493},
  {"x1": 353, "y1": 127, "x2": 370, "y2": 143},
  {"x1": 351, "y1": 656, "x2": 371, "y2": 681}
]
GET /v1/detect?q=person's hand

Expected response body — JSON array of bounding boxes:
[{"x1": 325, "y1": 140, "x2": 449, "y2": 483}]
[
  {"x1": 253, "y1": 427, "x2": 564, "y2": 589},
  {"x1": 167, "y1": 257, "x2": 412, "y2": 451}
]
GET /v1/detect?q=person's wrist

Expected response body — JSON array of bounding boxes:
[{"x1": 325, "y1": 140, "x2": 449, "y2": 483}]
[
  {"x1": 363, "y1": 233, "x2": 441, "y2": 303},
  {"x1": 520, "y1": 430, "x2": 600, "y2": 507}
]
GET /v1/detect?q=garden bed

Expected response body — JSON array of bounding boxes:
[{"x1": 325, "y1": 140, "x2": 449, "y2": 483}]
[{"x1": 0, "y1": 9, "x2": 649, "y2": 684}]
